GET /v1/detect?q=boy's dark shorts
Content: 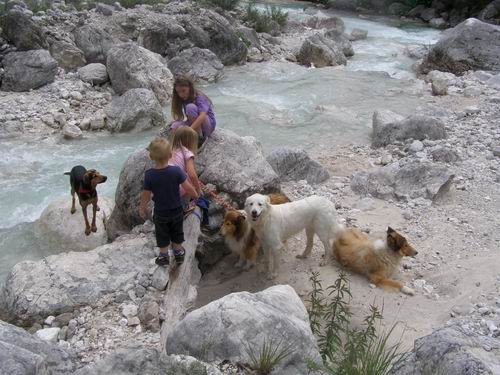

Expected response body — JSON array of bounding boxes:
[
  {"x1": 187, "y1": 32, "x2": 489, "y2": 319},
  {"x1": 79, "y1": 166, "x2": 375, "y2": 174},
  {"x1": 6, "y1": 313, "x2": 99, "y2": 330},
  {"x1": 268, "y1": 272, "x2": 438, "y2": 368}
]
[{"x1": 153, "y1": 208, "x2": 184, "y2": 248}]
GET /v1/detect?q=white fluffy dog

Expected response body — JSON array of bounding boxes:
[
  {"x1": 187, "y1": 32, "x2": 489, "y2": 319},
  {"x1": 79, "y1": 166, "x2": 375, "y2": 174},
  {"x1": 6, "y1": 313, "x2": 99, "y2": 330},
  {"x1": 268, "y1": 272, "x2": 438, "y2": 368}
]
[{"x1": 244, "y1": 193, "x2": 343, "y2": 279}]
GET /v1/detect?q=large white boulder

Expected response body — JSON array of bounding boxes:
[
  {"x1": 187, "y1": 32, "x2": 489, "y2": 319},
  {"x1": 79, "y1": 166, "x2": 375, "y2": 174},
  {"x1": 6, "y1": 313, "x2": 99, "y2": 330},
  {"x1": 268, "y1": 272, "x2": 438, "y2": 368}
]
[
  {"x1": 166, "y1": 285, "x2": 322, "y2": 374},
  {"x1": 34, "y1": 197, "x2": 113, "y2": 252},
  {"x1": 1, "y1": 235, "x2": 155, "y2": 324}
]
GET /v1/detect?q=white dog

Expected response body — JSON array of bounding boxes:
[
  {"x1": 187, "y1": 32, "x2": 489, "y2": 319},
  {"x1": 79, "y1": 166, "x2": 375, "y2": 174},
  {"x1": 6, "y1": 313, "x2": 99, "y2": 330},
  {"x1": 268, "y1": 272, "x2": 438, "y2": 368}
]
[{"x1": 244, "y1": 193, "x2": 343, "y2": 279}]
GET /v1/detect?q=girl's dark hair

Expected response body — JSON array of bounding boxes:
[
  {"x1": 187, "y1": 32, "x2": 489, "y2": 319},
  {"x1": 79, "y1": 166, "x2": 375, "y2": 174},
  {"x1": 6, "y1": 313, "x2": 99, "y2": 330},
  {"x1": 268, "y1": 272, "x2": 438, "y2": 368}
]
[{"x1": 171, "y1": 75, "x2": 213, "y2": 121}]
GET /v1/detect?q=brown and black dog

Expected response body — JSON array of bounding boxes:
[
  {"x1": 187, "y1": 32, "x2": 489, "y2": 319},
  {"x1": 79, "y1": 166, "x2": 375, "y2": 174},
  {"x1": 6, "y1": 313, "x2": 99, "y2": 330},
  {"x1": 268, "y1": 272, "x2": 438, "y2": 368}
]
[
  {"x1": 333, "y1": 227, "x2": 417, "y2": 295},
  {"x1": 64, "y1": 165, "x2": 107, "y2": 235},
  {"x1": 220, "y1": 193, "x2": 290, "y2": 270}
]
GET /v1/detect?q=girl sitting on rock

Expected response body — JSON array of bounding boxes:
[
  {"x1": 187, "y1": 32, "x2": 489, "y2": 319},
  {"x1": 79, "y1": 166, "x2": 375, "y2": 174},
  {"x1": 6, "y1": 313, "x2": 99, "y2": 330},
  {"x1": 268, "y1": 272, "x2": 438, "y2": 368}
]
[
  {"x1": 169, "y1": 126, "x2": 201, "y2": 215},
  {"x1": 169, "y1": 75, "x2": 216, "y2": 144}
]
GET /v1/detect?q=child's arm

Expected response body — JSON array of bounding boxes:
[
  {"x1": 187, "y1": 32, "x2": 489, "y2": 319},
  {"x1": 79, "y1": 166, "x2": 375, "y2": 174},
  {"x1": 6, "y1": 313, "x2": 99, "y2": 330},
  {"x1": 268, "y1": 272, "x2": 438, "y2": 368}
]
[
  {"x1": 139, "y1": 190, "x2": 152, "y2": 219},
  {"x1": 181, "y1": 180, "x2": 199, "y2": 200},
  {"x1": 190, "y1": 112, "x2": 206, "y2": 133},
  {"x1": 185, "y1": 158, "x2": 201, "y2": 193}
]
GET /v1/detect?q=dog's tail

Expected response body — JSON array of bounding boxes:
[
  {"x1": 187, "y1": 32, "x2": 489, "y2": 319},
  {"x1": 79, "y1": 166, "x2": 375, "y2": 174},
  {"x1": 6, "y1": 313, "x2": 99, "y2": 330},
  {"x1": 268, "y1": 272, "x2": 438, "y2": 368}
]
[{"x1": 63, "y1": 172, "x2": 71, "y2": 176}]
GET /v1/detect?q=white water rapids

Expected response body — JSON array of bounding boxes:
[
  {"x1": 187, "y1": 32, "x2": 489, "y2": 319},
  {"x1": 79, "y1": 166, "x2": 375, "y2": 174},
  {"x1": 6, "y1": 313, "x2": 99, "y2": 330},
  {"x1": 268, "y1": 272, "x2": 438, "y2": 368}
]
[{"x1": 0, "y1": 4, "x2": 441, "y2": 282}]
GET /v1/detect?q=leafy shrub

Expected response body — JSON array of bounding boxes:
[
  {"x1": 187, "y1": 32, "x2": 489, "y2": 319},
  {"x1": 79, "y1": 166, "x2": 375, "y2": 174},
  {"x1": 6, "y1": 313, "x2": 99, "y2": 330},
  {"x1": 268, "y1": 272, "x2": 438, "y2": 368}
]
[
  {"x1": 206, "y1": 0, "x2": 240, "y2": 10},
  {"x1": 245, "y1": 337, "x2": 294, "y2": 375},
  {"x1": 245, "y1": 3, "x2": 288, "y2": 33},
  {"x1": 306, "y1": 272, "x2": 406, "y2": 375}
]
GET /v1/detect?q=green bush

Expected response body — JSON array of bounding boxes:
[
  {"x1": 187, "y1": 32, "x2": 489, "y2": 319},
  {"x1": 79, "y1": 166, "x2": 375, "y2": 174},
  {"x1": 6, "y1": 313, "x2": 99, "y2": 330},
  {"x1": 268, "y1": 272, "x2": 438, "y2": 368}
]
[
  {"x1": 245, "y1": 3, "x2": 288, "y2": 33},
  {"x1": 306, "y1": 272, "x2": 406, "y2": 375},
  {"x1": 206, "y1": 0, "x2": 240, "y2": 10}
]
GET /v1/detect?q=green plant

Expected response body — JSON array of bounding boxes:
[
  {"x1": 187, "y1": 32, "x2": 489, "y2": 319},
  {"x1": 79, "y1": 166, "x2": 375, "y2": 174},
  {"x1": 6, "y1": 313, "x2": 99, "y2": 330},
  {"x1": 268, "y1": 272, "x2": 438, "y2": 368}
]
[
  {"x1": 245, "y1": 3, "x2": 288, "y2": 33},
  {"x1": 206, "y1": 0, "x2": 240, "y2": 10},
  {"x1": 306, "y1": 272, "x2": 406, "y2": 375},
  {"x1": 245, "y1": 337, "x2": 295, "y2": 375}
]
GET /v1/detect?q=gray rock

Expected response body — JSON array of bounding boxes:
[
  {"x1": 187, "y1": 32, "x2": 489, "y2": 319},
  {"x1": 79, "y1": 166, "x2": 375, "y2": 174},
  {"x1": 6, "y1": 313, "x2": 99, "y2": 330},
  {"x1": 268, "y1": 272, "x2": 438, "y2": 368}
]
[
  {"x1": 426, "y1": 70, "x2": 459, "y2": 86},
  {"x1": 137, "y1": 17, "x2": 186, "y2": 56},
  {"x1": 0, "y1": 320, "x2": 76, "y2": 374},
  {"x1": 349, "y1": 28, "x2": 368, "y2": 41},
  {"x1": 74, "y1": 24, "x2": 115, "y2": 64},
  {"x1": 327, "y1": 0, "x2": 356, "y2": 11},
  {"x1": 62, "y1": 123, "x2": 83, "y2": 139},
  {"x1": 409, "y1": 140, "x2": 424, "y2": 153},
  {"x1": 430, "y1": 146, "x2": 461, "y2": 163},
  {"x1": 421, "y1": 18, "x2": 500, "y2": 75},
  {"x1": 479, "y1": 0, "x2": 500, "y2": 22},
  {"x1": 323, "y1": 30, "x2": 354, "y2": 57},
  {"x1": 429, "y1": 17, "x2": 447, "y2": 29},
  {"x1": 306, "y1": 16, "x2": 345, "y2": 34},
  {"x1": 95, "y1": 2, "x2": 113, "y2": 16},
  {"x1": 1, "y1": 9, "x2": 48, "y2": 50},
  {"x1": 196, "y1": 129, "x2": 280, "y2": 205},
  {"x1": 167, "y1": 47, "x2": 223, "y2": 83},
  {"x1": 420, "y1": 7, "x2": 437, "y2": 21},
  {"x1": 1, "y1": 235, "x2": 155, "y2": 324},
  {"x1": 48, "y1": 37, "x2": 87, "y2": 71},
  {"x1": 78, "y1": 63, "x2": 109, "y2": 85},
  {"x1": 105, "y1": 88, "x2": 165, "y2": 133},
  {"x1": 351, "y1": 160, "x2": 454, "y2": 201},
  {"x1": 267, "y1": 147, "x2": 330, "y2": 184},
  {"x1": 182, "y1": 8, "x2": 247, "y2": 65},
  {"x1": 1, "y1": 50, "x2": 58, "y2": 92},
  {"x1": 390, "y1": 325, "x2": 500, "y2": 374},
  {"x1": 76, "y1": 348, "x2": 222, "y2": 375},
  {"x1": 372, "y1": 114, "x2": 447, "y2": 148},
  {"x1": 407, "y1": 4, "x2": 426, "y2": 18},
  {"x1": 166, "y1": 285, "x2": 321, "y2": 374},
  {"x1": 237, "y1": 26, "x2": 261, "y2": 49},
  {"x1": 35, "y1": 327, "x2": 61, "y2": 343},
  {"x1": 151, "y1": 266, "x2": 169, "y2": 291},
  {"x1": 138, "y1": 298, "x2": 160, "y2": 332},
  {"x1": 431, "y1": 79, "x2": 448, "y2": 96},
  {"x1": 106, "y1": 148, "x2": 154, "y2": 239},
  {"x1": 54, "y1": 312, "x2": 73, "y2": 327},
  {"x1": 297, "y1": 33, "x2": 347, "y2": 68},
  {"x1": 388, "y1": 2, "x2": 410, "y2": 16},
  {"x1": 34, "y1": 197, "x2": 112, "y2": 252},
  {"x1": 486, "y1": 74, "x2": 500, "y2": 90},
  {"x1": 106, "y1": 43, "x2": 173, "y2": 105},
  {"x1": 372, "y1": 110, "x2": 405, "y2": 135}
]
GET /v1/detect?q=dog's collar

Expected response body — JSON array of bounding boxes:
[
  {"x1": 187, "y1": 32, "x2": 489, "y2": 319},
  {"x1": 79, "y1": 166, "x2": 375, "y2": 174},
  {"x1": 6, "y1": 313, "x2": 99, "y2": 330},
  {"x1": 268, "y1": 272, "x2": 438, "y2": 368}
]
[{"x1": 78, "y1": 186, "x2": 92, "y2": 194}]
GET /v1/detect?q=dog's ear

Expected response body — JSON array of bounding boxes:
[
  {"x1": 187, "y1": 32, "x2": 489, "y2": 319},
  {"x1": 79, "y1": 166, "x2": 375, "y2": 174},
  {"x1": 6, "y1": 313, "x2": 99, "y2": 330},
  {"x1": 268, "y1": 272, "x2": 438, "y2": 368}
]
[
  {"x1": 265, "y1": 195, "x2": 271, "y2": 206},
  {"x1": 237, "y1": 214, "x2": 246, "y2": 223},
  {"x1": 387, "y1": 227, "x2": 396, "y2": 235}
]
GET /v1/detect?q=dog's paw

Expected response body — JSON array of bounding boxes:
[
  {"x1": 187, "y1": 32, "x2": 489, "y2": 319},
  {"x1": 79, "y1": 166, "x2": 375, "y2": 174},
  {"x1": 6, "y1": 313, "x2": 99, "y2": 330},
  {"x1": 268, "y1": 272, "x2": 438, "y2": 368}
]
[
  {"x1": 266, "y1": 273, "x2": 276, "y2": 280},
  {"x1": 234, "y1": 260, "x2": 244, "y2": 268},
  {"x1": 401, "y1": 286, "x2": 415, "y2": 296},
  {"x1": 96, "y1": 206, "x2": 101, "y2": 212},
  {"x1": 319, "y1": 259, "x2": 329, "y2": 267},
  {"x1": 296, "y1": 254, "x2": 307, "y2": 259},
  {"x1": 91, "y1": 225, "x2": 97, "y2": 233},
  {"x1": 70, "y1": 208, "x2": 76, "y2": 214},
  {"x1": 242, "y1": 263, "x2": 255, "y2": 271},
  {"x1": 85, "y1": 228, "x2": 91, "y2": 236}
]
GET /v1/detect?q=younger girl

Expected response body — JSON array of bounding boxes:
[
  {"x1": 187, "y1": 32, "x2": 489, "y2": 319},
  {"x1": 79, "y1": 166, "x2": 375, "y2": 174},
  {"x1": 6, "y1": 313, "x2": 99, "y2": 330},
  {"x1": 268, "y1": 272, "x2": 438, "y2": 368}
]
[
  {"x1": 170, "y1": 75, "x2": 216, "y2": 138},
  {"x1": 169, "y1": 126, "x2": 201, "y2": 210}
]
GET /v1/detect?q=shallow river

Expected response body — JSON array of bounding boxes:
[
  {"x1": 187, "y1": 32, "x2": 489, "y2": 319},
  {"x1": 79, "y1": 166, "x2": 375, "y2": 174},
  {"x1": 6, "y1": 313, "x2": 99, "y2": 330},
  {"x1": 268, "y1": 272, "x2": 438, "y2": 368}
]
[{"x1": 0, "y1": 4, "x2": 441, "y2": 282}]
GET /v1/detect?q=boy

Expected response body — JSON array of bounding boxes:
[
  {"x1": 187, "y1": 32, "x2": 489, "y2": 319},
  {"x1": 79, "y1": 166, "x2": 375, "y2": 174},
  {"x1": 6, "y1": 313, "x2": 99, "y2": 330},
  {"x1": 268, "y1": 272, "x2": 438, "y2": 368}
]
[{"x1": 139, "y1": 138, "x2": 198, "y2": 266}]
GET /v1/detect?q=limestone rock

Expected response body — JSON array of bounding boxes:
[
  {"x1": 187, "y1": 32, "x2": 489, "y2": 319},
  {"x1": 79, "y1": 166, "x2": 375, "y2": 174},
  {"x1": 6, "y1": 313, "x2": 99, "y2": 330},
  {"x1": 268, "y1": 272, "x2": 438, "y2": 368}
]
[
  {"x1": 34, "y1": 197, "x2": 113, "y2": 252},
  {"x1": 48, "y1": 37, "x2": 86, "y2": 71},
  {"x1": 297, "y1": 33, "x2": 347, "y2": 68},
  {"x1": 106, "y1": 43, "x2": 173, "y2": 105},
  {"x1": 167, "y1": 47, "x2": 223, "y2": 83},
  {"x1": 166, "y1": 285, "x2": 321, "y2": 374},
  {"x1": 1, "y1": 50, "x2": 58, "y2": 92},
  {"x1": 105, "y1": 88, "x2": 165, "y2": 132},
  {"x1": 267, "y1": 147, "x2": 330, "y2": 184},
  {"x1": 1, "y1": 9, "x2": 48, "y2": 50},
  {"x1": 78, "y1": 63, "x2": 109, "y2": 85},
  {"x1": 74, "y1": 24, "x2": 115, "y2": 64}
]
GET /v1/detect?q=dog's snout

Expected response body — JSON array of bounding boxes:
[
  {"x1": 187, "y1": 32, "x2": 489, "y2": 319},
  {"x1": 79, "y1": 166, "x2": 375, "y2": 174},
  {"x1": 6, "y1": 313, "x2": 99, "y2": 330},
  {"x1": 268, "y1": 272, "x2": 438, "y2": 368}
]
[
  {"x1": 252, "y1": 210, "x2": 257, "y2": 215},
  {"x1": 414, "y1": 251, "x2": 418, "y2": 256},
  {"x1": 102, "y1": 176, "x2": 108, "y2": 182}
]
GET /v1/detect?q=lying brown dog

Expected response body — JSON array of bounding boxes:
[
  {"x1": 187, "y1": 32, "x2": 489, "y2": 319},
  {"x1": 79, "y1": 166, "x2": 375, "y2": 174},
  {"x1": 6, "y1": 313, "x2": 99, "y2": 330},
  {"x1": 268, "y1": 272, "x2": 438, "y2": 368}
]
[
  {"x1": 64, "y1": 165, "x2": 107, "y2": 235},
  {"x1": 220, "y1": 193, "x2": 290, "y2": 270},
  {"x1": 333, "y1": 227, "x2": 417, "y2": 295}
]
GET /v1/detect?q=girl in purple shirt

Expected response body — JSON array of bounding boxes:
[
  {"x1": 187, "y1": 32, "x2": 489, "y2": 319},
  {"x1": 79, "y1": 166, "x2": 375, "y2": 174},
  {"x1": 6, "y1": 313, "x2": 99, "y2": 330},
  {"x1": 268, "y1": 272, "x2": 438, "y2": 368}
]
[{"x1": 170, "y1": 76, "x2": 216, "y2": 138}]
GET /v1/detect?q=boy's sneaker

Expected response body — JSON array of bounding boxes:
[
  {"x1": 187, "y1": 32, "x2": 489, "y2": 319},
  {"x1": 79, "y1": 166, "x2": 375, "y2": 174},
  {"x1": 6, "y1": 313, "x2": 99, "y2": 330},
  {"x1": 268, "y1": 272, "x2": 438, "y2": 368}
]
[
  {"x1": 173, "y1": 248, "x2": 185, "y2": 265},
  {"x1": 155, "y1": 254, "x2": 170, "y2": 266}
]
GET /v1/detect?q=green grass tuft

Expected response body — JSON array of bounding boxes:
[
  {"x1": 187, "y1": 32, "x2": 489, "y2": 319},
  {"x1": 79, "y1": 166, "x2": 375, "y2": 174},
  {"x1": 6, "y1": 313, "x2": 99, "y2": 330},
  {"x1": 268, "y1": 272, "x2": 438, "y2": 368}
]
[{"x1": 245, "y1": 336, "x2": 295, "y2": 375}]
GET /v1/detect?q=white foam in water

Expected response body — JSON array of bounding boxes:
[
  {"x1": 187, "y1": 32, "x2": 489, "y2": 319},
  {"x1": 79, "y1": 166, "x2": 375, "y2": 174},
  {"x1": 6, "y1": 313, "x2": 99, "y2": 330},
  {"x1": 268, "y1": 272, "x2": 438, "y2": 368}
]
[{"x1": 0, "y1": 4, "x2": 441, "y2": 282}]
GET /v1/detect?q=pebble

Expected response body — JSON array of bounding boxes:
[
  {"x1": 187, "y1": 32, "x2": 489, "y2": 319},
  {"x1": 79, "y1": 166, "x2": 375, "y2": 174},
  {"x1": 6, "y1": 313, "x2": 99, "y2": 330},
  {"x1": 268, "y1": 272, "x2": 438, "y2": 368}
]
[
  {"x1": 409, "y1": 140, "x2": 424, "y2": 152},
  {"x1": 44, "y1": 315, "x2": 56, "y2": 326},
  {"x1": 121, "y1": 304, "x2": 138, "y2": 318},
  {"x1": 35, "y1": 327, "x2": 61, "y2": 343}
]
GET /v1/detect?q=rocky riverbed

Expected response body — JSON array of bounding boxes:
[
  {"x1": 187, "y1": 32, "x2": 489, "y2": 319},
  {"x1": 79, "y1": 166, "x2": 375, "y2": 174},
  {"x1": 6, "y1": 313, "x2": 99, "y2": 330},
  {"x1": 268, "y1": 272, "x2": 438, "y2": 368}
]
[{"x1": 1, "y1": 0, "x2": 500, "y2": 373}]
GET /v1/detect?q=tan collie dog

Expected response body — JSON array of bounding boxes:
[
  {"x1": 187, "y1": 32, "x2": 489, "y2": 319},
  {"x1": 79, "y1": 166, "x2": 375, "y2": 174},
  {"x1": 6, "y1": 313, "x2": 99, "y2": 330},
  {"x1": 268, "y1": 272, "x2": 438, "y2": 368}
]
[
  {"x1": 220, "y1": 193, "x2": 290, "y2": 270},
  {"x1": 333, "y1": 227, "x2": 417, "y2": 295}
]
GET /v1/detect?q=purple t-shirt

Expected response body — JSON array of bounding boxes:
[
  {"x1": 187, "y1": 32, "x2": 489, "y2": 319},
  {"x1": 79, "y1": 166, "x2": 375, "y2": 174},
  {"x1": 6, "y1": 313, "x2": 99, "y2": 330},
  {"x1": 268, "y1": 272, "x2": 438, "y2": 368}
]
[
  {"x1": 144, "y1": 166, "x2": 186, "y2": 215},
  {"x1": 184, "y1": 94, "x2": 216, "y2": 127}
]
